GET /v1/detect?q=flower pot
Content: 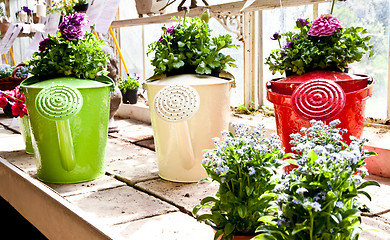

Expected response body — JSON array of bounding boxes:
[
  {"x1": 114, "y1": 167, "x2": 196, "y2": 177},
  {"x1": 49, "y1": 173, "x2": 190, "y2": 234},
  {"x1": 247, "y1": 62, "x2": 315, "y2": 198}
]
[
  {"x1": 73, "y1": 3, "x2": 89, "y2": 13},
  {"x1": 0, "y1": 22, "x2": 10, "y2": 35},
  {"x1": 18, "y1": 115, "x2": 34, "y2": 154},
  {"x1": 145, "y1": 73, "x2": 234, "y2": 182},
  {"x1": 20, "y1": 76, "x2": 114, "y2": 183},
  {"x1": 266, "y1": 70, "x2": 373, "y2": 153},
  {"x1": 121, "y1": 89, "x2": 138, "y2": 104},
  {"x1": 134, "y1": 0, "x2": 168, "y2": 16}
]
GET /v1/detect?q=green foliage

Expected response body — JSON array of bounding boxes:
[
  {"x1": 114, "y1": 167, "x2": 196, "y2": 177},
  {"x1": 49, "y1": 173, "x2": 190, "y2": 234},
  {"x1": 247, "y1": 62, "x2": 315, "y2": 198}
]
[
  {"x1": 147, "y1": 10, "x2": 238, "y2": 76},
  {"x1": 266, "y1": 17, "x2": 374, "y2": 76},
  {"x1": 255, "y1": 119, "x2": 379, "y2": 240},
  {"x1": 117, "y1": 74, "x2": 140, "y2": 93},
  {"x1": 193, "y1": 124, "x2": 289, "y2": 240},
  {"x1": 27, "y1": 32, "x2": 109, "y2": 80}
]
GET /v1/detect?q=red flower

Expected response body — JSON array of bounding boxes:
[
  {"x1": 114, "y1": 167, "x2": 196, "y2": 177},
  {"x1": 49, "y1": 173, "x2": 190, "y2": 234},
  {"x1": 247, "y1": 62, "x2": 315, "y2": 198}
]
[
  {"x1": 0, "y1": 86, "x2": 27, "y2": 118},
  {"x1": 0, "y1": 95, "x2": 8, "y2": 108},
  {"x1": 11, "y1": 101, "x2": 27, "y2": 118}
]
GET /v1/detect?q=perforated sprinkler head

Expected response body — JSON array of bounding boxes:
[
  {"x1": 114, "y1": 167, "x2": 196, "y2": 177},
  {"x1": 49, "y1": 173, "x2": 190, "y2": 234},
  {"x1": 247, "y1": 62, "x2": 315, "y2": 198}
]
[
  {"x1": 291, "y1": 79, "x2": 346, "y2": 120},
  {"x1": 35, "y1": 85, "x2": 83, "y2": 121},
  {"x1": 153, "y1": 85, "x2": 200, "y2": 122}
]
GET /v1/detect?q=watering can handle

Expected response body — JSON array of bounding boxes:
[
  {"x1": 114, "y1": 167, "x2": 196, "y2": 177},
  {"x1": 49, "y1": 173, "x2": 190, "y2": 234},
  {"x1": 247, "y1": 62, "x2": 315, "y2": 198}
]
[
  {"x1": 56, "y1": 120, "x2": 76, "y2": 171},
  {"x1": 35, "y1": 85, "x2": 83, "y2": 172}
]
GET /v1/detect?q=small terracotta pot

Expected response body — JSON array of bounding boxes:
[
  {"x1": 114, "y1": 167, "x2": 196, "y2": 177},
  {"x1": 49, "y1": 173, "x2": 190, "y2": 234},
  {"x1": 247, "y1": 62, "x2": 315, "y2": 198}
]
[{"x1": 0, "y1": 22, "x2": 10, "y2": 34}]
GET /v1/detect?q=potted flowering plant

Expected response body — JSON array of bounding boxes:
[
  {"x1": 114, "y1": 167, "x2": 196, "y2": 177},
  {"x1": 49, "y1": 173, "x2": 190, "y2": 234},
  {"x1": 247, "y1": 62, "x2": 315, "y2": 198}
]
[
  {"x1": 0, "y1": 2, "x2": 10, "y2": 34},
  {"x1": 47, "y1": 0, "x2": 79, "y2": 15},
  {"x1": 144, "y1": 9, "x2": 239, "y2": 182},
  {"x1": 266, "y1": 1, "x2": 374, "y2": 76},
  {"x1": 73, "y1": 0, "x2": 89, "y2": 13},
  {"x1": 0, "y1": 64, "x2": 29, "y2": 91},
  {"x1": 28, "y1": 13, "x2": 108, "y2": 80},
  {"x1": 256, "y1": 120, "x2": 380, "y2": 240},
  {"x1": 147, "y1": 9, "x2": 237, "y2": 76},
  {"x1": 193, "y1": 123, "x2": 288, "y2": 240},
  {"x1": 21, "y1": 13, "x2": 114, "y2": 184},
  {"x1": 0, "y1": 86, "x2": 33, "y2": 154},
  {"x1": 265, "y1": 0, "x2": 375, "y2": 153},
  {"x1": 118, "y1": 74, "x2": 140, "y2": 104}
]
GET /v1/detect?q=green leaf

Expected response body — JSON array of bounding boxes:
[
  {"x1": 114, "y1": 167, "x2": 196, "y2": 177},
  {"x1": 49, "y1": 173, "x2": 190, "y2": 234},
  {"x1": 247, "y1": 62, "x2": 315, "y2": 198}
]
[
  {"x1": 224, "y1": 223, "x2": 235, "y2": 236},
  {"x1": 201, "y1": 196, "x2": 217, "y2": 205},
  {"x1": 357, "y1": 180, "x2": 380, "y2": 190},
  {"x1": 178, "y1": 41, "x2": 185, "y2": 48},
  {"x1": 291, "y1": 224, "x2": 310, "y2": 235},
  {"x1": 258, "y1": 215, "x2": 276, "y2": 224},
  {"x1": 172, "y1": 60, "x2": 185, "y2": 69},
  {"x1": 237, "y1": 206, "x2": 247, "y2": 218}
]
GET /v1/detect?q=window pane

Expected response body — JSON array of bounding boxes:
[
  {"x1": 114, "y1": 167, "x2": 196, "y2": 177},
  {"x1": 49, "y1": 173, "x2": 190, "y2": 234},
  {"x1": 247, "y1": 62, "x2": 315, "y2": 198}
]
[{"x1": 328, "y1": 0, "x2": 389, "y2": 119}]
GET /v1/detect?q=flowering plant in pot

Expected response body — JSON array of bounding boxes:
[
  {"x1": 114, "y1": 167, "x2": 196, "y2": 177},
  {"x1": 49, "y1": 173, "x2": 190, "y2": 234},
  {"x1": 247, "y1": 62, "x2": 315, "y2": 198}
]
[
  {"x1": 265, "y1": 0, "x2": 374, "y2": 76},
  {"x1": 0, "y1": 2, "x2": 10, "y2": 34},
  {"x1": 27, "y1": 13, "x2": 109, "y2": 80},
  {"x1": 255, "y1": 120, "x2": 379, "y2": 240},
  {"x1": 73, "y1": 0, "x2": 89, "y2": 13},
  {"x1": 118, "y1": 74, "x2": 140, "y2": 104},
  {"x1": 193, "y1": 123, "x2": 289, "y2": 240},
  {"x1": 21, "y1": 13, "x2": 114, "y2": 184},
  {"x1": 144, "y1": 9, "x2": 239, "y2": 182},
  {"x1": 147, "y1": 9, "x2": 238, "y2": 76}
]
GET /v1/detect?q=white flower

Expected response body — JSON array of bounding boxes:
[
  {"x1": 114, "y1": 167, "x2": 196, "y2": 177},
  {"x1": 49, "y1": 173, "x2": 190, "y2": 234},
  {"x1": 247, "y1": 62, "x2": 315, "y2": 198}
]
[
  {"x1": 329, "y1": 119, "x2": 341, "y2": 127},
  {"x1": 296, "y1": 187, "x2": 308, "y2": 195},
  {"x1": 335, "y1": 201, "x2": 344, "y2": 208},
  {"x1": 311, "y1": 202, "x2": 322, "y2": 212},
  {"x1": 212, "y1": 137, "x2": 220, "y2": 144},
  {"x1": 314, "y1": 146, "x2": 326, "y2": 155},
  {"x1": 248, "y1": 166, "x2": 256, "y2": 175},
  {"x1": 277, "y1": 193, "x2": 289, "y2": 202}
]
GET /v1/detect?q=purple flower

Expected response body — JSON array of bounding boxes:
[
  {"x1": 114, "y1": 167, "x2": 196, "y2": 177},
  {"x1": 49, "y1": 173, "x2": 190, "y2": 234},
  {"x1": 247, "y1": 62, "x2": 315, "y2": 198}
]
[
  {"x1": 22, "y1": 6, "x2": 32, "y2": 14},
  {"x1": 280, "y1": 41, "x2": 293, "y2": 58},
  {"x1": 296, "y1": 18, "x2": 309, "y2": 28},
  {"x1": 270, "y1": 32, "x2": 280, "y2": 40},
  {"x1": 59, "y1": 13, "x2": 89, "y2": 41},
  {"x1": 308, "y1": 14, "x2": 342, "y2": 37},
  {"x1": 165, "y1": 24, "x2": 178, "y2": 35},
  {"x1": 158, "y1": 24, "x2": 179, "y2": 42},
  {"x1": 39, "y1": 37, "x2": 55, "y2": 52}
]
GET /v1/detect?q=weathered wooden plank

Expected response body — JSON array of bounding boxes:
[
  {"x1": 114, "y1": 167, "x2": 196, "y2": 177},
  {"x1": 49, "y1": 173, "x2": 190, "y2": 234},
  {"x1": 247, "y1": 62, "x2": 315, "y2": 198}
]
[
  {"x1": 0, "y1": 158, "x2": 115, "y2": 240},
  {"x1": 241, "y1": 0, "x2": 329, "y2": 12},
  {"x1": 111, "y1": 0, "x2": 330, "y2": 28},
  {"x1": 257, "y1": 10, "x2": 264, "y2": 107},
  {"x1": 243, "y1": 11, "x2": 256, "y2": 108}
]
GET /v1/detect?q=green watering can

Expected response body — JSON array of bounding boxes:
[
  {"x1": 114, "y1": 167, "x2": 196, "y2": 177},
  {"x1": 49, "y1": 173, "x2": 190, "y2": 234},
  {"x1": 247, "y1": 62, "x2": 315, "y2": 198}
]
[{"x1": 20, "y1": 76, "x2": 114, "y2": 183}]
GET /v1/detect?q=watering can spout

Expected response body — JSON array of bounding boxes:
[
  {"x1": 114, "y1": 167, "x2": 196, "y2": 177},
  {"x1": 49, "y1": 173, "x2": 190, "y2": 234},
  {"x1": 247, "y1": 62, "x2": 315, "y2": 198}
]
[{"x1": 35, "y1": 85, "x2": 83, "y2": 172}]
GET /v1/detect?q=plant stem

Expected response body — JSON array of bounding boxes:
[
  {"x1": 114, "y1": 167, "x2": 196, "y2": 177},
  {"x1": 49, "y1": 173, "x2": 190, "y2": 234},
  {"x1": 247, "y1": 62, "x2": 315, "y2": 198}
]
[
  {"x1": 330, "y1": 0, "x2": 336, "y2": 15},
  {"x1": 309, "y1": 209, "x2": 314, "y2": 240}
]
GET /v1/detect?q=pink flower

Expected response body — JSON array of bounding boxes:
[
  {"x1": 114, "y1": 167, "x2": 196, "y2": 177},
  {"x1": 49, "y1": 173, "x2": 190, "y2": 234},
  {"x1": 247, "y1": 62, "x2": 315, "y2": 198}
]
[
  {"x1": 308, "y1": 14, "x2": 342, "y2": 37},
  {"x1": 11, "y1": 101, "x2": 27, "y2": 118},
  {"x1": 0, "y1": 95, "x2": 8, "y2": 108}
]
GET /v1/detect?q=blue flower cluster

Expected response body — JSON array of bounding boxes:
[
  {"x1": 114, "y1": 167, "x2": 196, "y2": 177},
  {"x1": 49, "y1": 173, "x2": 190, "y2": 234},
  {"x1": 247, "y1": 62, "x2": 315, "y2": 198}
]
[
  {"x1": 0, "y1": 65, "x2": 13, "y2": 78},
  {"x1": 202, "y1": 122, "x2": 285, "y2": 183},
  {"x1": 15, "y1": 66, "x2": 29, "y2": 78},
  {"x1": 265, "y1": 119, "x2": 378, "y2": 239}
]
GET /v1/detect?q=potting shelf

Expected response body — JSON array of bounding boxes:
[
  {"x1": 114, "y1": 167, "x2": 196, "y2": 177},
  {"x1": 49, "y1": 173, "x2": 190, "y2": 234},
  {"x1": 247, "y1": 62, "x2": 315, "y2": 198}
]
[{"x1": 0, "y1": 108, "x2": 390, "y2": 240}]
